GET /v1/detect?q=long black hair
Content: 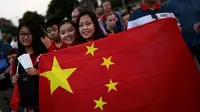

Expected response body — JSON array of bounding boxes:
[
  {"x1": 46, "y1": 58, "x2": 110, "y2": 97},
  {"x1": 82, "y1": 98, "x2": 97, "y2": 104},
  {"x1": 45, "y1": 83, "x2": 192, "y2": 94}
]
[
  {"x1": 17, "y1": 21, "x2": 48, "y2": 57},
  {"x1": 59, "y1": 19, "x2": 86, "y2": 45},
  {"x1": 76, "y1": 11, "x2": 105, "y2": 41}
]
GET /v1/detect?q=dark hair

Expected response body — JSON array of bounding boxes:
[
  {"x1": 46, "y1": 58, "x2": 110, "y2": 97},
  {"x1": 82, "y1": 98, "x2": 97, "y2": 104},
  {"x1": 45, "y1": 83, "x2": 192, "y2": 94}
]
[
  {"x1": 8, "y1": 48, "x2": 19, "y2": 56},
  {"x1": 73, "y1": 7, "x2": 84, "y2": 14},
  {"x1": 121, "y1": 11, "x2": 130, "y2": 18},
  {"x1": 76, "y1": 11, "x2": 105, "y2": 41},
  {"x1": 45, "y1": 17, "x2": 63, "y2": 28},
  {"x1": 59, "y1": 19, "x2": 86, "y2": 44},
  {"x1": 17, "y1": 21, "x2": 48, "y2": 57},
  {"x1": 127, "y1": 6, "x2": 133, "y2": 14}
]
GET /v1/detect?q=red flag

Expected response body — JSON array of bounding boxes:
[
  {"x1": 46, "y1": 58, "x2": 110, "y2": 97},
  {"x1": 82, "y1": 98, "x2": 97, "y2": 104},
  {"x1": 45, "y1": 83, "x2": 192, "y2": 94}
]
[
  {"x1": 10, "y1": 84, "x2": 20, "y2": 111},
  {"x1": 39, "y1": 18, "x2": 200, "y2": 112}
]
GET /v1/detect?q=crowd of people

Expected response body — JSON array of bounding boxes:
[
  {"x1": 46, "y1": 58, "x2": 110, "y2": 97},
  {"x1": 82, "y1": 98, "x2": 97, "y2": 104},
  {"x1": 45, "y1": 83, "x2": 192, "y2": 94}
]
[{"x1": 0, "y1": 0, "x2": 200, "y2": 111}]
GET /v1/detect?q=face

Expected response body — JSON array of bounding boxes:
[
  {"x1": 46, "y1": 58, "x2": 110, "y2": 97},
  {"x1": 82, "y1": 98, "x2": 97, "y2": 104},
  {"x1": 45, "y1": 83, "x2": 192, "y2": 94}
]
[
  {"x1": 103, "y1": 1, "x2": 111, "y2": 12},
  {"x1": 79, "y1": 15, "x2": 95, "y2": 41},
  {"x1": 105, "y1": 14, "x2": 117, "y2": 29},
  {"x1": 7, "y1": 54, "x2": 17, "y2": 64},
  {"x1": 59, "y1": 23, "x2": 76, "y2": 45},
  {"x1": 96, "y1": 7, "x2": 103, "y2": 16},
  {"x1": 47, "y1": 24, "x2": 59, "y2": 41},
  {"x1": 18, "y1": 26, "x2": 32, "y2": 47},
  {"x1": 72, "y1": 9, "x2": 80, "y2": 23},
  {"x1": 143, "y1": 0, "x2": 157, "y2": 5},
  {"x1": 122, "y1": 14, "x2": 130, "y2": 29}
]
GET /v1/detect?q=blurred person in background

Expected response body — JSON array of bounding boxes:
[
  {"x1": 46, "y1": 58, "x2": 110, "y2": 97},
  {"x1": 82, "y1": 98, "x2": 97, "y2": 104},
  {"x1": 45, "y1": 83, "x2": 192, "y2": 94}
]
[
  {"x1": 96, "y1": 7, "x2": 104, "y2": 18},
  {"x1": 104, "y1": 13, "x2": 120, "y2": 34},
  {"x1": 100, "y1": 0, "x2": 124, "y2": 33},
  {"x1": 128, "y1": 0, "x2": 181, "y2": 31},
  {"x1": 10, "y1": 36, "x2": 18, "y2": 48},
  {"x1": 0, "y1": 43, "x2": 12, "y2": 112},
  {"x1": 168, "y1": 0, "x2": 200, "y2": 64},
  {"x1": 72, "y1": 7, "x2": 84, "y2": 23},
  {"x1": 121, "y1": 11, "x2": 130, "y2": 29}
]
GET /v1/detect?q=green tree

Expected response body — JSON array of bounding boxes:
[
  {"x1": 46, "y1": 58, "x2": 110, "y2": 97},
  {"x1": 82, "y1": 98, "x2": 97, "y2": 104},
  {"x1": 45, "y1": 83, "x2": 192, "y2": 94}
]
[
  {"x1": 19, "y1": 11, "x2": 45, "y2": 25},
  {"x1": 0, "y1": 18, "x2": 17, "y2": 34},
  {"x1": 80, "y1": 0, "x2": 98, "y2": 11},
  {"x1": 46, "y1": 0, "x2": 78, "y2": 20}
]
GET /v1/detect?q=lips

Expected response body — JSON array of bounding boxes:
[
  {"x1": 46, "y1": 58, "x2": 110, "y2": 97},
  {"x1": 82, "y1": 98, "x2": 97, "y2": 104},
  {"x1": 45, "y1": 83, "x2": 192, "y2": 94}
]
[{"x1": 82, "y1": 30, "x2": 90, "y2": 36}]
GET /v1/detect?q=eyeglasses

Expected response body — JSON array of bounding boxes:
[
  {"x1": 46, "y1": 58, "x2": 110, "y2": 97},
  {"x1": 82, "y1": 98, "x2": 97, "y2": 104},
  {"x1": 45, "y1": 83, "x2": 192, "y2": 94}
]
[{"x1": 18, "y1": 33, "x2": 32, "y2": 38}]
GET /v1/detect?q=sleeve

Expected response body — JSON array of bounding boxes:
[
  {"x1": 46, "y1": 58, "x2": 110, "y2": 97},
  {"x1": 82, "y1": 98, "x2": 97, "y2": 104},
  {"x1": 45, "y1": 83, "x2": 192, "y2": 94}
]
[
  {"x1": 127, "y1": 20, "x2": 138, "y2": 29},
  {"x1": 127, "y1": 13, "x2": 138, "y2": 29}
]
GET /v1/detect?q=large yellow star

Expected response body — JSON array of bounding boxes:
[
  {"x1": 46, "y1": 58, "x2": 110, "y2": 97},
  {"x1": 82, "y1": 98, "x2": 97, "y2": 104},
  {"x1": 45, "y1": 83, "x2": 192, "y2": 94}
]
[
  {"x1": 86, "y1": 43, "x2": 98, "y2": 56},
  {"x1": 105, "y1": 79, "x2": 118, "y2": 92},
  {"x1": 94, "y1": 97, "x2": 107, "y2": 111},
  {"x1": 40, "y1": 57, "x2": 77, "y2": 95},
  {"x1": 101, "y1": 56, "x2": 115, "y2": 70}
]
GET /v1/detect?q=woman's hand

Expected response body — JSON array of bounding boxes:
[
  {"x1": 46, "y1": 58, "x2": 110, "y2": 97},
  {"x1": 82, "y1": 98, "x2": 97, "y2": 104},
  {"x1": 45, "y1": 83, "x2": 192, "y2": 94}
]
[
  {"x1": 26, "y1": 68, "x2": 40, "y2": 75},
  {"x1": 12, "y1": 74, "x2": 19, "y2": 85}
]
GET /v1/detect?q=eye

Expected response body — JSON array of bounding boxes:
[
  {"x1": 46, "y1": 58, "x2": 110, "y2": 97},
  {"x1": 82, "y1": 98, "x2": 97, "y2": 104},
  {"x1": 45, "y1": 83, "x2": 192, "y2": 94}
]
[
  {"x1": 79, "y1": 23, "x2": 83, "y2": 27},
  {"x1": 86, "y1": 22, "x2": 91, "y2": 25}
]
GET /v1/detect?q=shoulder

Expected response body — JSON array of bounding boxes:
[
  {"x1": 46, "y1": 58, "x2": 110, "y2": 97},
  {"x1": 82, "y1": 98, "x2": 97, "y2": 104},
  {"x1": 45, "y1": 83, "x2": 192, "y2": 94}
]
[{"x1": 128, "y1": 8, "x2": 144, "y2": 21}]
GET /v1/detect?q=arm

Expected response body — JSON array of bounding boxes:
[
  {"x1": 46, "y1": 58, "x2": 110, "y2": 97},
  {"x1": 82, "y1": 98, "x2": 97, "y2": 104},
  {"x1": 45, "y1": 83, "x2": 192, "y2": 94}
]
[
  {"x1": 41, "y1": 36, "x2": 52, "y2": 49},
  {"x1": 127, "y1": 20, "x2": 138, "y2": 29}
]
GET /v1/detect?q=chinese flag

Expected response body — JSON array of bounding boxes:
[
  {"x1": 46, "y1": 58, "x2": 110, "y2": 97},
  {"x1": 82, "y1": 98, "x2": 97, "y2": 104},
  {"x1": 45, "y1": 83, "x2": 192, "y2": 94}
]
[{"x1": 39, "y1": 18, "x2": 200, "y2": 112}]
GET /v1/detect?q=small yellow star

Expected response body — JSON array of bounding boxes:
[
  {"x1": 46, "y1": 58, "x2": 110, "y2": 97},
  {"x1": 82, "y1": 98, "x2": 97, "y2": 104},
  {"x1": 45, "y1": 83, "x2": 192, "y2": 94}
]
[
  {"x1": 40, "y1": 57, "x2": 77, "y2": 95},
  {"x1": 101, "y1": 56, "x2": 115, "y2": 70},
  {"x1": 86, "y1": 43, "x2": 98, "y2": 56},
  {"x1": 105, "y1": 79, "x2": 118, "y2": 92},
  {"x1": 94, "y1": 97, "x2": 107, "y2": 111}
]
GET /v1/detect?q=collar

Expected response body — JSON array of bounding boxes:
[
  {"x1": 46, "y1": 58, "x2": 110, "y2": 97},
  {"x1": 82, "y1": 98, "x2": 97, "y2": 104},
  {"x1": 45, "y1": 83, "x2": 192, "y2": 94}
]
[
  {"x1": 140, "y1": 3, "x2": 161, "y2": 11},
  {"x1": 52, "y1": 42, "x2": 66, "y2": 50}
]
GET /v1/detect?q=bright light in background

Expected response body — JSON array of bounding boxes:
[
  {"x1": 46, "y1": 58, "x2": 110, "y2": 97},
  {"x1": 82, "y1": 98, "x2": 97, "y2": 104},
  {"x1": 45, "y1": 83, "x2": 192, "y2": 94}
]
[{"x1": 0, "y1": 0, "x2": 51, "y2": 26}]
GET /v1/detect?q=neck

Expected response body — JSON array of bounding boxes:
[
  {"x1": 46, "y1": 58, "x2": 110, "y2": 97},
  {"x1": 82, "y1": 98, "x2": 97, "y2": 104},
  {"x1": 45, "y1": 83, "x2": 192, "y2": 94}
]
[
  {"x1": 143, "y1": 2, "x2": 157, "y2": 10},
  {"x1": 105, "y1": 10, "x2": 112, "y2": 14},
  {"x1": 54, "y1": 39, "x2": 63, "y2": 47},
  {"x1": 107, "y1": 26, "x2": 115, "y2": 33},
  {"x1": 25, "y1": 46, "x2": 34, "y2": 54},
  {"x1": 67, "y1": 42, "x2": 77, "y2": 48}
]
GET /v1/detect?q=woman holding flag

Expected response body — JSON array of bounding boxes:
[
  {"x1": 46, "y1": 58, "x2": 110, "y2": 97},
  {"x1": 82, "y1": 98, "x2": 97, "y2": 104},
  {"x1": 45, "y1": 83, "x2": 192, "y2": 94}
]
[{"x1": 11, "y1": 21, "x2": 48, "y2": 112}]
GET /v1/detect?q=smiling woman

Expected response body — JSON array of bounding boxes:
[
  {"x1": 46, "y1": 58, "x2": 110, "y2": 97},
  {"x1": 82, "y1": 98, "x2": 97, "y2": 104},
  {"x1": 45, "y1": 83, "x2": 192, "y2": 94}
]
[
  {"x1": 10, "y1": 21, "x2": 48, "y2": 112},
  {"x1": 59, "y1": 20, "x2": 86, "y2": 47},
  {"x1": 76, "y1": 11, "x2": 106, "y2": 42}
]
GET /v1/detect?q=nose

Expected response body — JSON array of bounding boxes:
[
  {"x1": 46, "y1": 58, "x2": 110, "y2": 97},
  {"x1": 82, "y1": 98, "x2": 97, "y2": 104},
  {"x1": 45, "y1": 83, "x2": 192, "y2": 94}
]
[
  {"x1": 83, "y1": 25, "x2": 88, "y2": 30},
  {"x1": 64, "y1": 32, "x2": 70, "y2": 37},
  {"x1": 24, "y1": 35, "x2": 28, "y2": 39},
  {"x1": 50, "y1": 31, "x2": 54, "y2": 35}
]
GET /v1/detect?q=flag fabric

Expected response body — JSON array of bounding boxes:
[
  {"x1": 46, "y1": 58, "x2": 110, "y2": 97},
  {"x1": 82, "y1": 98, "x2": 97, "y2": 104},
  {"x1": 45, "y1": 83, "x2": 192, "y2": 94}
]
[{"x1": 39, "y1": 18, "x2": 200, "y2": 112}]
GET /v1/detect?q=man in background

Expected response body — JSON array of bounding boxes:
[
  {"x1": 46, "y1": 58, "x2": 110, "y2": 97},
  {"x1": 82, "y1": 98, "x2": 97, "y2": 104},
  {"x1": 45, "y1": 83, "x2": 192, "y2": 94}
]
[
  {"x1": 168, "y1": 0, "x2": 200, "y2": 64},
  {"x1": 72, "y1": 7, "x2": 84, "y2": 23},
  {"x1": 99, "y1": 0, "x2": 124, "y2": 33},
  {"x1": 45, "y1": 17, "x2": 66, "y2": 52},
  {"x1": 96, "y1": 7, "x2": 104, "y2": 18}
]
